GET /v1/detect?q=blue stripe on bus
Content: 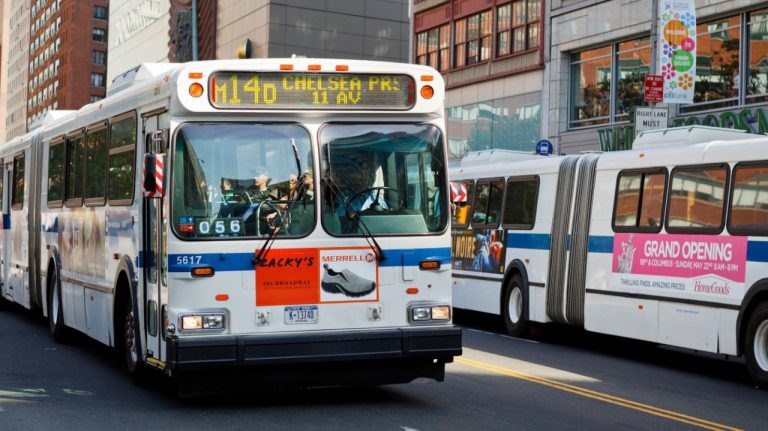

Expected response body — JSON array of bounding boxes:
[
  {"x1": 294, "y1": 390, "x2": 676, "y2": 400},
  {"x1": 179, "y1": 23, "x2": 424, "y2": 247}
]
[
  {"x1": 506, "y1": 233, "x2": 551, "y2": 250},
  {"x1": 747, "y1": 241, "x2": 768, "y2": 263},
  {"x1": 165, "y1": 247, "x2": 451, "y2": 272},
  {"x1": 588, "y1": 235, "x2": 614, "y2": 253},
  {"x1": 2, "y1": 214, "x2": 9, "y2": 230}
]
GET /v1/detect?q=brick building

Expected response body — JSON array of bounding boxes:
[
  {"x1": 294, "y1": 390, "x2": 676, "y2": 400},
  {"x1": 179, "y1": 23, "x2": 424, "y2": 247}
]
[{"x1": 26, "y1": 0, "x2": 108, "y2": 131}]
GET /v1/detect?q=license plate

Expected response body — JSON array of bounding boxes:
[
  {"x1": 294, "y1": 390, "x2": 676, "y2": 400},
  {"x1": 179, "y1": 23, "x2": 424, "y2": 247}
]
[{"x1": 284, "y1": 305, "x2": 318, "y2": 324}]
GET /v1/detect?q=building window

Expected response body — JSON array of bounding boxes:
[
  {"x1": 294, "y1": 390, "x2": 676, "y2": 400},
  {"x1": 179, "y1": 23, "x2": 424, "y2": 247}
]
[
  {"x1": 94, "y1": 5, "x2": 107, "y2": 19},
  {"x1": 92, "y1": 28, "x2": 106, "y2": 42},
  {"x1": 454, "y1": 10, "x2": 492, "y2": 68},
  {"x1": 569, "y1": 37, "x2": 651, "y2": 128},
  {"x1": 90, "y1": 95, "x2": 103, "y2": 103},
  {"x1": 570, "y1": 46, "x2": 612, "y2": 127},
  {"x1": 616, "y1": 38, "x2": 651, "y2": 122},
  {"x1": 498, "y1": 0, "x2": 541, "y2": 56},
  {"x1": 447, "y1": 93, "x2": 541, "y2": 160},
  {"x1": 91, "y1": 73, "x2": 105, "y2": 87},
  {"x1": 747, "y1": 9, "x2": 768, "y2": 105},
  {"x1": 680, "y1": 15, "x2": 741, "y2": 114},
  {"x1": 415, "y1": 24, "x2": 450, "y2": 72},
  {"x1": 92, "y1": 50, "x2": 105, "y2": 65}
]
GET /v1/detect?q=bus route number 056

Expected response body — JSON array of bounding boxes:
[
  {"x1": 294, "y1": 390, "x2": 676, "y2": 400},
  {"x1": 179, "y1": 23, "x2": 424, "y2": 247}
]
[{"x1": 196, "y1": 218, "x2": 244, "y2": 236}]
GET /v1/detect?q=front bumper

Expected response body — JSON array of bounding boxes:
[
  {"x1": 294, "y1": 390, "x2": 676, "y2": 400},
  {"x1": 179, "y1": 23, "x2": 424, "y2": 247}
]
[{"x1": 167, "y1": 326, "x2": 462, "y2": 370}]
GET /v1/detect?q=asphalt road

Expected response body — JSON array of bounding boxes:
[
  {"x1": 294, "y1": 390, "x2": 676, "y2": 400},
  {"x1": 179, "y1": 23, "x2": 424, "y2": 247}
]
[{"x1": 1, "y1": 304, "x2": 767, "y2": 431}]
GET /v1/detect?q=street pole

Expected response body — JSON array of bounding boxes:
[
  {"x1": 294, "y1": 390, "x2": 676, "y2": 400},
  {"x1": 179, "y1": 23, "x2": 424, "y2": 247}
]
[{"x1": 191, "y1": 0, "x2": 199, "y2": 61}]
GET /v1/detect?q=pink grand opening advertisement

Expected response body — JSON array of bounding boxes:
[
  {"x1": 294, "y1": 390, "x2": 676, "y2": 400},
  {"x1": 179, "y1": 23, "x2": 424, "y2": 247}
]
[{"x1": 611, "y1": 233, "x2": 747, "y2": 299}]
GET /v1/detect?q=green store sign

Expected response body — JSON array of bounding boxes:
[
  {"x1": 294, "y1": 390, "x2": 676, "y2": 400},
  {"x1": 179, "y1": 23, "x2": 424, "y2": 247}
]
[{"x1": 597, "y1": 106, "x2": 768, "y2": 151}]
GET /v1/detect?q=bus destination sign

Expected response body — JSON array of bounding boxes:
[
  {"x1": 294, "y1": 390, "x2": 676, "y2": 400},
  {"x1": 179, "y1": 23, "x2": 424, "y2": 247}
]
[{"x1": 209, "y1": 71, "x2": 415, "y2": 110}]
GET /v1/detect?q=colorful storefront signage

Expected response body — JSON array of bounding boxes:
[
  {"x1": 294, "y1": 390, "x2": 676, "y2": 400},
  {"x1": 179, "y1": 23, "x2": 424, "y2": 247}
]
[{"x1": 658, "y1": 0, "x2": 697, "y2": 104}]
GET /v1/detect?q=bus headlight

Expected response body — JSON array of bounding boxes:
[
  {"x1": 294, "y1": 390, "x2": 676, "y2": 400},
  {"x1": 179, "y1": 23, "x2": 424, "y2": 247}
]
[
  {"x1": 179, "y1": 313, "x2": 226, "y2": 331},
  {"x1": 409, "y1": 303, "x2": 452, "y2": 323}
]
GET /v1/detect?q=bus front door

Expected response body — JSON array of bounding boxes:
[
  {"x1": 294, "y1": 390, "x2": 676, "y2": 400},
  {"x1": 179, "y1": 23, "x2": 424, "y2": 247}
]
[{"x1": 142, "y1": 112, "x2": 169, "y2": 369}]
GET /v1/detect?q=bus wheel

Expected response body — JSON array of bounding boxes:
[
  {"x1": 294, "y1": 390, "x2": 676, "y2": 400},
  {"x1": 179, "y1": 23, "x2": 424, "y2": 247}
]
[
  {"x1": 746, "y1": 302, "x2": 768, "y2": 388},
  {"x1": 122, "y1": 301, "x2": 149, "y2": 385},
  {"x1": 48, "y1": 268, "x2": 68, "y2": 343},
  {"x1": 503, "y1": 274, "x2": 529, "y2": 337}
]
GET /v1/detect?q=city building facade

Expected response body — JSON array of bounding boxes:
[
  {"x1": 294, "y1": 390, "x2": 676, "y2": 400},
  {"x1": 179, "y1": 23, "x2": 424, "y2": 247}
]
[
  {"x1": 26, "y1": 0, "x2": 109, "y2": 131},
  {"x1": 108, "y1": 0, "x2": 411, "y2": 87},
  {"x1": 3, "y1": 1, "x2": 30, "y2": 141},
  {"x1": 548, "y1": 0, "x2": 768, "y2": 154},
  {"x1": 413, "y1": 0, "x2": 544, "y2": 161}
]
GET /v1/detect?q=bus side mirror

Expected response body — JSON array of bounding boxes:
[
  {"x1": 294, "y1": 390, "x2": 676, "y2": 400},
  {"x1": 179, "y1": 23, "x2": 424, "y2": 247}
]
[{"x1": 143, "y1": 153, "x2": 165, "y2": 198}]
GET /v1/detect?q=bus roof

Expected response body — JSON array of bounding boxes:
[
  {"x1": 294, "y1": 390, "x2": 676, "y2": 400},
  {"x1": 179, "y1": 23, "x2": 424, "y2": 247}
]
[{"x1": 632, "y1": 125, "x2": 764, "y2": 149}]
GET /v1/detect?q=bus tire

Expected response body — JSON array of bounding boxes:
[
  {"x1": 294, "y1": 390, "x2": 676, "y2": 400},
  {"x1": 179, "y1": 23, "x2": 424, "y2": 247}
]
[
  {"x1": 121, "y1": 297, "x2": 149, "y2": 386},
  {"x1": 47, "y1": 267, "x2": 68, "y2": 343},
  {"x1": 745, "y1": 302, "x2": 768, "y2": 388},
  {"x1": 503, "y1": 274, "x2": 529, "y2": 337}
]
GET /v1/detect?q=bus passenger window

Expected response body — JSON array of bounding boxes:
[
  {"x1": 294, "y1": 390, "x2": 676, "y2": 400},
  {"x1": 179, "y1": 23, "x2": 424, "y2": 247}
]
[
  {"x1": 730, "y1": 163, "x2": 768, "y2": 234},
  {"x1": 502, "y1": 177, "x2": 538, "y2": 229},
  {"x1": 613, "y1": 170, "x2": 665, "y2": 232},
  {"x1": 668, "y1": 165, "x2": 727, "y2": 232},
  {"x1": 471, "y1": 179, "x2": 503, "y2": 227}
]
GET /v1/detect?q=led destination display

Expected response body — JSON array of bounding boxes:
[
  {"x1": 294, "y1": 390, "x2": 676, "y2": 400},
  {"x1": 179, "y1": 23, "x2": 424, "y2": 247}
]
[{"x1": 209, "y1": 71, "x2": 415, "y2": 110}]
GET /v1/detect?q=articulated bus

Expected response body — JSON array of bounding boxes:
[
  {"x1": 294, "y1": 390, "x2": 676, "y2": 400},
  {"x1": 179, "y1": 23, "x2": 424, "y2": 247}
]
[
  {"x1": 450, "y1": 126, "x2": 768, "y2": 387},
  {"x1": 0, "y1": 59, "x2": 461, "y2": 391}
]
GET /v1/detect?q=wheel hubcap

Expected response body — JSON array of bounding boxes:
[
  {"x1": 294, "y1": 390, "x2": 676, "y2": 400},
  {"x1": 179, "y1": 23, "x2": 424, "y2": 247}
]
[
  {"x1": 508, "y1": 288, "x2": 522, "y2": 324},
  {"x1": 125, "y1": 311, "x2": 138, "y2": 365},
  {"x1": 755, "y1": 319, "x2": 768, "y2": 372}
]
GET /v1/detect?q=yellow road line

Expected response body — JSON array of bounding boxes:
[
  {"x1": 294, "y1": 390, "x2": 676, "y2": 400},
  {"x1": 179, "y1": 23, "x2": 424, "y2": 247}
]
[{"x1": 456, "y1": 356, "x2": 743, "y2": 431}]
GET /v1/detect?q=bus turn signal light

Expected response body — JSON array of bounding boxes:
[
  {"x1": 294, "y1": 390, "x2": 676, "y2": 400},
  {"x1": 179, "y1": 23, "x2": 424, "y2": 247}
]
[
  {"x1": 189, "y1": 82, "x2": 204, "y2": 98},
  {"x1": 419, "y1": 260, "x2": 440, "y2": 270},
  {"x1": 420, "y1": 85, "x2": 434, "y2": 99},
  {"x1": 191, "y1": 266, "x2": 215, "y2": 277}
]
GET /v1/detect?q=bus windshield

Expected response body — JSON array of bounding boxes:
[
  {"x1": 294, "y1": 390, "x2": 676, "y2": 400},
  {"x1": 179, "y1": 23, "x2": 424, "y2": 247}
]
[
  {"x1": 320, "y1": 123, "x2": 447, "y2": 235},
  {"x1": 171, "y1": 123, "x2": 313, "y2": 239}
]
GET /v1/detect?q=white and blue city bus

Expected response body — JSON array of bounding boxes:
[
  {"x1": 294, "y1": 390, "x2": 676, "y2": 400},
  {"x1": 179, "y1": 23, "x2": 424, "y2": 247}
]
[
  {"x1": 450, "y1": 126, "x2": 768, "y2": 388},
  {"x1": 0, "y1": 59, "x2": 461, "y2": 392}
]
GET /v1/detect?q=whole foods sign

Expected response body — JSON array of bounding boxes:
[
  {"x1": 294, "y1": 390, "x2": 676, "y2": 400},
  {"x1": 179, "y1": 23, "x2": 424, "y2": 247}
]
[{"x1": 658, "y1": 0, "x2": 697, "y2": 104}]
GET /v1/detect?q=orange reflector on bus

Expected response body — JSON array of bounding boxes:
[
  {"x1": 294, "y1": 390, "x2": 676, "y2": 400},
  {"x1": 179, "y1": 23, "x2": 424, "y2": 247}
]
[
  {"x1": 419, "y1": 260, "x2": 440, "y2": 270},
  {"x1": 188, "y1": 72, "x2": 203, "y2": 79},
  {"x1": 406, "y1": 287, "x2": 419, "y2": 295},
  {"x1": 189, "y1": 82, "x2": 204, "y2": 97},
  {"x1": 191, "y1": 266, "x2": 215, "y2": 277},
  {"x1": 215, "y1": 294, "x2": 229, "y2": 301},
  {"x1": 421, "y1": 75, "x2": 434, "y2": 81},
  {"x1": 308, "y1": 64, "x2": 321, "y2": 71},
  {"x1": 336, "y1": 64, "x2": 349, "y2": 71},
  {"x1": 280, "y1": 64, "x2": 294, "y2": 70},
  {"x1": 420, "y1": 85, "x2": 434, "y2": 99}
]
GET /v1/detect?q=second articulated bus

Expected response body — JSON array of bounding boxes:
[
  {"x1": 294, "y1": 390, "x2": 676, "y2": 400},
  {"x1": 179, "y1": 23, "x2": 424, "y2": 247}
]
[{"x1": 450, "y1": 126, "x2": 768, "y2": 387}]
